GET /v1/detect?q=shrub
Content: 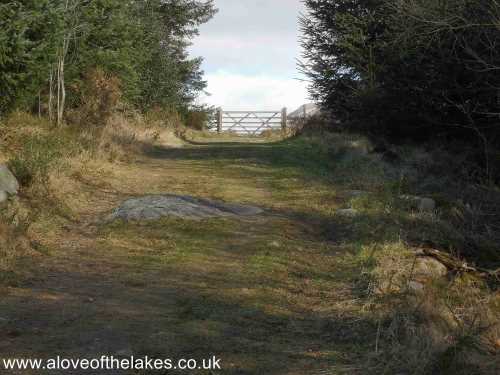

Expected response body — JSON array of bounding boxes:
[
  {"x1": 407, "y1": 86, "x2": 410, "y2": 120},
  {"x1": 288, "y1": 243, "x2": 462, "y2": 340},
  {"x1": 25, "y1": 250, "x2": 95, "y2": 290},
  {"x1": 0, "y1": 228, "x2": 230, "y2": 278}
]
[
  {"x1": 184, "y1": 107, "x2": 215, "y2": 131},
  {"x1": 143, "y1": 108, "x2": 183, "y2": 130},
  {"x1": 8, "y1": 133, "x2": 70, "y2": 187},
  {"x1": 72, "y1": 68, "x2": 122, "y2": 128}
]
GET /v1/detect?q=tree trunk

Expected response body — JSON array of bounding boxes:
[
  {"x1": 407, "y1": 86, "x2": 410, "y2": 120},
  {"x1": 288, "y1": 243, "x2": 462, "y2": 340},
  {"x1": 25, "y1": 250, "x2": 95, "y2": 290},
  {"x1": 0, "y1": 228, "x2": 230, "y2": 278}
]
[
  {"x1": 57, "y1": 53, "x2": 64, "y2": 126},
  {"x1": 38, "y1": 91, "x2": 41, "y2": 118},
  {"x1": 49, "y1": 68, "x2": 54, "y2": 123},
  {"x1": 56, "y1": 38, "x2": 69, "y2": 127},
  {"x1": 57, "y1": 53, "x2": 61, "y2": 126}
]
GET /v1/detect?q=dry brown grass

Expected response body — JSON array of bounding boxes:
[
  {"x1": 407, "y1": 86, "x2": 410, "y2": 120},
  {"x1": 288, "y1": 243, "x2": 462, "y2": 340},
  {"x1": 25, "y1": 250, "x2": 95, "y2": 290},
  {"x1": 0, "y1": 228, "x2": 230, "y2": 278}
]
[
  {"x1": 0, "y1": 111, "x2": 52, "y2": 154},
  {"x1": 91, "y1": 113, "x2": 184, "y2": 161},
  {"x1": 364, "y1": 242, "x2": 500, "y2": 374},
  {"x1": 0, "y1": 110, "x2": 185, "y2": 285},
  {"x1": 0, "y1": 201, "x2": 39, "y2": 286}
]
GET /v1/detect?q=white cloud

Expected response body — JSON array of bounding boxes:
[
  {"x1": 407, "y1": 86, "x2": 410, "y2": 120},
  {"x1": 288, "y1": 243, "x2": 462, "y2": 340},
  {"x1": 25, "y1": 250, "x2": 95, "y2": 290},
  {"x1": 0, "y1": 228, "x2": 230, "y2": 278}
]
[
  {"x1": 191, "y1": 34, "x2": 300, "y2": 76},
  {"x1": 197, "y1": 71, "x2": 309, "y2": 112},
  {"x1": 189, "y1": 0, "x2": 309, "y2": 110}
]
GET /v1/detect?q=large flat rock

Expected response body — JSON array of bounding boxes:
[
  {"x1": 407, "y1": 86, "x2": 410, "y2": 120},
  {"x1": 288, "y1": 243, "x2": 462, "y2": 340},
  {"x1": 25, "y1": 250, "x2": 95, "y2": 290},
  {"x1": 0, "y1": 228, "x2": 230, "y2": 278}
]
[{"x1": 107, "y1": 194, "x2": 264, "y2": 222}]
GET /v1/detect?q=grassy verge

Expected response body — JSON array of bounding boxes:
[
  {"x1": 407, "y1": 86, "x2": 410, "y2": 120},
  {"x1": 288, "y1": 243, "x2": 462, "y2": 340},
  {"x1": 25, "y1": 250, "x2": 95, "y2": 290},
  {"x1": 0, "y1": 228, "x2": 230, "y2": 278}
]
[
  {"x1": 287, "y1": 130, "x2": 500, "y2": 374},
  {"x1": 0, "y1": 110, "x2": 185, "y2": 285}
]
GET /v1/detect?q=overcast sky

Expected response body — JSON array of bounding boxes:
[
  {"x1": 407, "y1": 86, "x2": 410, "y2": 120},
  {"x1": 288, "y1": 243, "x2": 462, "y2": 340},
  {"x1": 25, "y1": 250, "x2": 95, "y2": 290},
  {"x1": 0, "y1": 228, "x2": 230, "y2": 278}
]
[{"x1": 189, "y1": 0, "x2": 308, "y2": 111}]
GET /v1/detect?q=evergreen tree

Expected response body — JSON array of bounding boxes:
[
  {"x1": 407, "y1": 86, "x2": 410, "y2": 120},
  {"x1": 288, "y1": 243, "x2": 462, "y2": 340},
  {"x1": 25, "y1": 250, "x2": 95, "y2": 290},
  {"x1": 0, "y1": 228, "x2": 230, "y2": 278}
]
[
  {"x1": 301, "y1": 0, "x2": 500, "y2": 148},
  {"x1": 0, "y1": 1, "x2": 60, "y2": 114},
  {"x1": 136, "y1": 0, "x2": 216, "y2": 111},
  {"x1": 0, "y1": 0, "x2": 217, "y2": 118}
]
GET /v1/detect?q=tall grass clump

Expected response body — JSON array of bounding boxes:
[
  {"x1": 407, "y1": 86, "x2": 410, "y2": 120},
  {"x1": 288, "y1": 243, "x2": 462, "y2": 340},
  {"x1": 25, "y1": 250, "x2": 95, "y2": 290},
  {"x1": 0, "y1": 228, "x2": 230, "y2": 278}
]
[
  {"x1": 8, "y1": 133, "x2": 72, "y2": 187},
  {"x1": 358, "y1": 243, "x2": 500, "y2": 375},
  {"x1": 1, "y1": 112, "x2": 79, "y2": 188}
]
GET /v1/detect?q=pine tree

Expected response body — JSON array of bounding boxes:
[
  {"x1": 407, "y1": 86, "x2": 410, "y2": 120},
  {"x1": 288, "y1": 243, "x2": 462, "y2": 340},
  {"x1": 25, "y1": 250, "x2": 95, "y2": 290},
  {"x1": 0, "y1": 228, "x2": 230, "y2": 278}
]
[
  {"x1": 0, "y1": 0, "x2": 217, "y2": 118},
  {"x1": 301, "y1": 0, "x2": 500, "y2": 149}
]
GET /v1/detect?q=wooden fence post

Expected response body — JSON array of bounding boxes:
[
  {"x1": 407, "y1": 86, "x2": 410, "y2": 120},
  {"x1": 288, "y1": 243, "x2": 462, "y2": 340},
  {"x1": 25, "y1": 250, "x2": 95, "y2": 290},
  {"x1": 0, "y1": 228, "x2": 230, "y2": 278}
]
[
  {"x1": 281, "y1": 107, "x2": 287, "y2": 131},
  {"x1": 216, "y1": 107, "x2": 222, "y2": 133}
]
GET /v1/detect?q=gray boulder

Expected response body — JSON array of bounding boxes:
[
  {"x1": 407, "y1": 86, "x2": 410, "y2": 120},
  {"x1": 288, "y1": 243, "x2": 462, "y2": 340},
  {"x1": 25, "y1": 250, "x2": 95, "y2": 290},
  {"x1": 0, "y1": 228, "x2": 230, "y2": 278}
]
[
  {"x1": 414, "y1": 256, "x2": 448, "y2": 279},
  {"x1": 400, "y1": 195, "x2": 436, "y2": 213},
  {"x1": 407, "y1": 280, "x2": 425, "y2": 294},
  {"x1": 406, "y1": 256, "x2": 448, "y2": 295},
  {"x1": 0, "y1": 164, "x2": 19, "y2": 195},
  {"x1": 107, "y1": 194, "x2": 263, "y2": 222},
  {"x1": 0, "y1": 164, "x2": 19, "y2": 205},
  {"x1": 348, "y1": 139, "x2": 374, "y2": 155}
]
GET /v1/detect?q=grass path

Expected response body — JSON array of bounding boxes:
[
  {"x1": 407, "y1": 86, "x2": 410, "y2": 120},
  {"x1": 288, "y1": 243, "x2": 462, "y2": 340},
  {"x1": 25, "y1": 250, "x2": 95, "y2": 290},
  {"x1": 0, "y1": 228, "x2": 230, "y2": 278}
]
[{"x1": 0, "y1": 138, "x2": 376, "y2": 374}]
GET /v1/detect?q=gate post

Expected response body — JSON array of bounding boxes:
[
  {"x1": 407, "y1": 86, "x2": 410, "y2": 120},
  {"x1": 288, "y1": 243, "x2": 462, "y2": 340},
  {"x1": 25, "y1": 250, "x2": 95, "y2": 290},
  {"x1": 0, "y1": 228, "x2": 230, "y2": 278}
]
[
  {"x1": 281, "y1": 107, "x2": 287, "y2": 132},
  {"x1": 216, "y1": 107, "x2": 222, "y2": 133}
]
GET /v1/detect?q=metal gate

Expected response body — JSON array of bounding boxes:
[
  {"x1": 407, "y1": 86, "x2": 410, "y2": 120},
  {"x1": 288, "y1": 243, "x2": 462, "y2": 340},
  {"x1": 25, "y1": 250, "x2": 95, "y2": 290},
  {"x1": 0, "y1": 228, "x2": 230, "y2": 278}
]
[{"x1": 212, "y1": 108, "x2": 287, "y2": 135}]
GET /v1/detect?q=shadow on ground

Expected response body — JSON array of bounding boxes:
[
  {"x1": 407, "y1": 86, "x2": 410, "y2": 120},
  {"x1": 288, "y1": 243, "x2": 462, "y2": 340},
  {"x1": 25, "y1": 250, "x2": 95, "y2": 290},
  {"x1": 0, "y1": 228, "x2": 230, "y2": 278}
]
[
  {"x1": 145, "y1": 138, "x2": 335, "y2": 183},
  {"x1": 0, "y1": 212, "x2": 375, "y2": 374}
]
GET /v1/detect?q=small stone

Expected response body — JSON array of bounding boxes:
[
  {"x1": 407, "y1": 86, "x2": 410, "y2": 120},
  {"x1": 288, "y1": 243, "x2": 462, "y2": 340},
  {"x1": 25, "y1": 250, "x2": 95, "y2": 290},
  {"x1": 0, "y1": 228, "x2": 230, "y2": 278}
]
[
  {"x1": 419, "y1": 198, "x2": 436, "y2": 213},
  {"x1": 269, "y1": 241, "x2": 281, "y2": 248},
  {"x1": 400, "y1": 194, "x2": 419, "y2": 206},
  {"x1": 407, "y1": 281, "x2": 425, "y2": 294},
  {"x1": 336, "y1": 208, "x2": 359, "y2": 218},
  {"x1": 400, "y1": 195, "x2": 436, "y2": 213},
  {"x1": 0, "y1": 190, "x2": 7, "y2": 204},
  {"x1": 349, "y1": 140, "x2": 373, "y2": 155}
]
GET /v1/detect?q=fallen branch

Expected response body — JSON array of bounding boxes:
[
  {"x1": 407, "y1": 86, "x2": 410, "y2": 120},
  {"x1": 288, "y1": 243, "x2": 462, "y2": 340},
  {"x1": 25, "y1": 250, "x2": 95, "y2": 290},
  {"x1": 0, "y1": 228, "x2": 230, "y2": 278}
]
[{"x1": 416, "y1": 247, "x2": 500, "y2": 282}]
